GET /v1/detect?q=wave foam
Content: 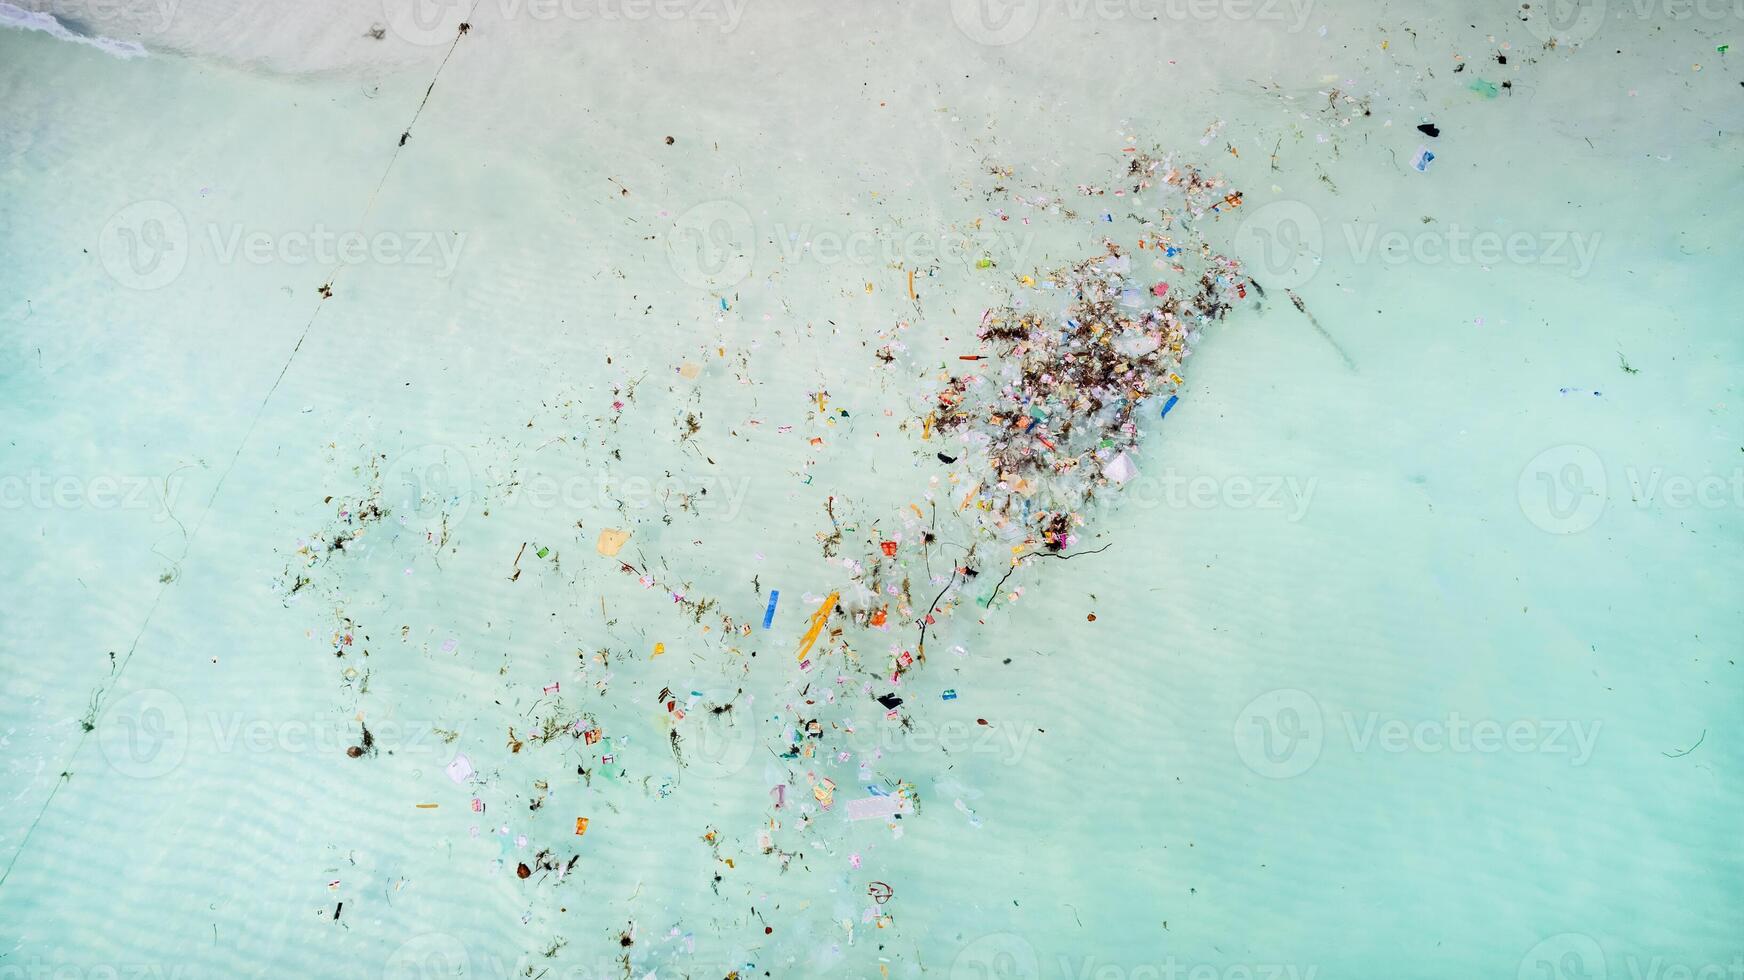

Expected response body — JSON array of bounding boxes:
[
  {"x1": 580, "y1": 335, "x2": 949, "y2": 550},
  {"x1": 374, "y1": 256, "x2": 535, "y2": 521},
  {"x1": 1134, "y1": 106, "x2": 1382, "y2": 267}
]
[{"x1": 0, "y1": 1, "x2": 148, "y2": 58}]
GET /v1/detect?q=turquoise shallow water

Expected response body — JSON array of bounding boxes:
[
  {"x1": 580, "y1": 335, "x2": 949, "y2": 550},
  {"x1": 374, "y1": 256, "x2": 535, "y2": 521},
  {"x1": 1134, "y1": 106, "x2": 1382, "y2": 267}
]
[{"x1": 2, "y1": 2, "x2": 1742, "y2": 978}]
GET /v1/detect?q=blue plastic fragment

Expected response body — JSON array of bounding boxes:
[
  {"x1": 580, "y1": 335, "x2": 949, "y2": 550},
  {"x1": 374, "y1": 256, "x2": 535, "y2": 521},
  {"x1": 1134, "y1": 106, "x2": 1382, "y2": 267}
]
[
  {"x1": 1161, "y1": 394, "x2": 1180, "y2": 418},
  {"x1": 763, "y1": 590, "x2": 779, "y2": 629}
]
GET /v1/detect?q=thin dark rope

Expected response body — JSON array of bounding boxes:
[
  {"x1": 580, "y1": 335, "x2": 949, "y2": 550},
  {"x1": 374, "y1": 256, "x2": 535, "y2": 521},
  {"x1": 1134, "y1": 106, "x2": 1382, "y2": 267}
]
[{"x1": 0, "y1": 14, "x2": 479, "y2": 892}]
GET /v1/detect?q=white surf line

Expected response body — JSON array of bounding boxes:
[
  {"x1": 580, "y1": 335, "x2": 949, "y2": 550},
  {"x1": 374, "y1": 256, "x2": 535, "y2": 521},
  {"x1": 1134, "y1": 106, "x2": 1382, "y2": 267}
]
[
  {"x1": 0, "y1": 7, "x2": 483, "y2": 892},
  {"x1": 0, "y1": 1, "x2": 146, "y2": 58}
]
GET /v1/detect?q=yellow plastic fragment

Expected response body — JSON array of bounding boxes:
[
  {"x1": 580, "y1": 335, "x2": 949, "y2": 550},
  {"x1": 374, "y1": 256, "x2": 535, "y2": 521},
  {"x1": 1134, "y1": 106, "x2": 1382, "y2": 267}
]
[{"x1": 795, "y1": 591, "x2": 839, "y2": 662}]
